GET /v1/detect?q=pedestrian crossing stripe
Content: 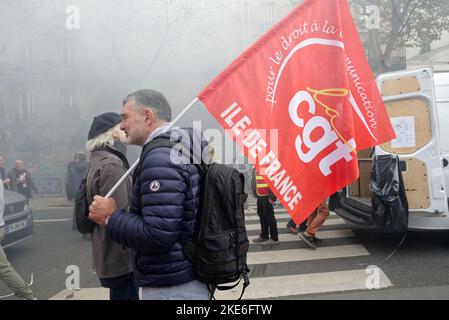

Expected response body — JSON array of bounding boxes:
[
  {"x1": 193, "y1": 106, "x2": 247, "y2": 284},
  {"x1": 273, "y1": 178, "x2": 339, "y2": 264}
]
[
  {"x1": 247, "y1": 244, "x2": 369, "y2": 265},
  {"x1": 52, "y1": 266, "x2": 392, "y2": 300},
  {"x1": 245, "y1": 218, "x2": 346, "y2": 231},
  {"x1": 214, "y1": 268, "x2": 392, "y2": 299},
  {"x1": 245, "y1": 212, "x2": 337, "y2": 221},
  {"x1": 247, "y1": 229, "x2": 354, "y2": 242},
  {"x1": 245, "y1": 207, "x2": 301, "y2": 214}
]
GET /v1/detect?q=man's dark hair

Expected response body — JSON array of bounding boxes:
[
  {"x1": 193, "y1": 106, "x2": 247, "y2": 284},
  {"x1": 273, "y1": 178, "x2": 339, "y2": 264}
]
[{"x1": 123, "y1": 89, "x2": 172, "y2": 122}]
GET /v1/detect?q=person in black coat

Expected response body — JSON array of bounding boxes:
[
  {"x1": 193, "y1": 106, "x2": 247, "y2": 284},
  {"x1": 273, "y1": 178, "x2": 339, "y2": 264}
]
[{"x1": 66, "y1": 152, "x2": 88, "y2": 201}]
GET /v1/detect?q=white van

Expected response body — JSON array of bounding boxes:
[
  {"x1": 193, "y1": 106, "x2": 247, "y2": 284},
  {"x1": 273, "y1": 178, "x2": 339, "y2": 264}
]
[{"x1": 333, "y1": 67, "x2": 449, "y2": 230}]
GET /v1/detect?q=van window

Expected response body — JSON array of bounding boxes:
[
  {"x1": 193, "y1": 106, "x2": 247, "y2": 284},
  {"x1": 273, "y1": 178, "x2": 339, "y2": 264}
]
[{"x1": 437, "y1": 102, "x2": 449, "y2": 153}]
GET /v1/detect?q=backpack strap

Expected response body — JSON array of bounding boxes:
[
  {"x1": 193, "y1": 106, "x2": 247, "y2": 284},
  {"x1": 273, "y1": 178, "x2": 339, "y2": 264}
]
[
  {"x1": 104, "y1": 146, "x2": 130, "y2": 170},
  {"x1": 210, "y1": 268, "x2": 250, "y2": 300},
  {"x1": 85, "y1": 154, "x2": 112, "y2": 202},
  {"x1": 135, "y1": 135, "x2": 206, "y2": 179},
  {"x1": 133, "y1": 136, "x2": 179, "y2": 180}
]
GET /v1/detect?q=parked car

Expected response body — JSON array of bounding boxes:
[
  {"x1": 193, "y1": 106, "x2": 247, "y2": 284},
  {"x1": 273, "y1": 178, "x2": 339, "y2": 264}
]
[{"x1": 2, "y1": 189, "x2": 34, "y2": 248}]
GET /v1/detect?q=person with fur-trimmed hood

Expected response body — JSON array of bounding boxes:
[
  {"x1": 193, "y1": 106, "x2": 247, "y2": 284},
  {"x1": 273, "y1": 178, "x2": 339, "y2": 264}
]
[
  {"x1": 85, "y1": 112, "x2": 138, "y2": 300},
  {"x1": 88, "y1": 90, "x2": 210, "y2": 300}
]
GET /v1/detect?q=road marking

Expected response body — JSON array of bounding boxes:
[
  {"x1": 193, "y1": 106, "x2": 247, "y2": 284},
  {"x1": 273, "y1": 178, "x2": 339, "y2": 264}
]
[
  {"x1": 246, "y1": 213, "x2": 290, "y2": 221},
  {"x1": 245, "y1": 212, "x2": 336, "y2": 221},
  {"x1": 247, "y1": 244, "x2": 369, "y2": 265},
  {"x1": 214, "y1": 268, "x2": 393, "y2": 299},
  {"x1": 246, "y1": 208, "x2": 290, "y2": 214},
  {"x1": 248, "y1": 229, "x2": 354, "y2": 243},
  {"x1": 34, "y1": 219, "x2": 70, "y2": 223},
  {"x1": 245, "y1": 218, "x2": 346, "y2": 231}
]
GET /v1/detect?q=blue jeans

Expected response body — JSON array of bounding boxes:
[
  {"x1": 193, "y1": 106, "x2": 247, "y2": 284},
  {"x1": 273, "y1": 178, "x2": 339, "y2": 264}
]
[{"x1": 140, "y1": 280, "x2": 210, "y2": 300}]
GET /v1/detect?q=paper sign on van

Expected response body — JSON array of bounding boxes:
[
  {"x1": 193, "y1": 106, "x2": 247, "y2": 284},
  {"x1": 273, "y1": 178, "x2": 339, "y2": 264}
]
[{"x1": 390, "y1": 116, "x2": 416, "y2": 149}]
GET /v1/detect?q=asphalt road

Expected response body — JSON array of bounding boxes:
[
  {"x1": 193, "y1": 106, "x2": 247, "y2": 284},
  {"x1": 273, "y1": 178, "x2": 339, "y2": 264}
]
[
  {"x1": 293, "y1": 225, "x2": 449, "y2": 299},
  {"x1": 0, "y1": 207, "x2": 99, "y2": 300},
  {"x1": 2, "y1": 205, "x2": 449, "y2": 300}
]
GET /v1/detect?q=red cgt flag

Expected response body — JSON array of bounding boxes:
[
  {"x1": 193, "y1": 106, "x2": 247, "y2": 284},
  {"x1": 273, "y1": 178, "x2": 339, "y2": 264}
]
[{"x1": 198, "y1": 0, "x2": 396, "y2": 224}]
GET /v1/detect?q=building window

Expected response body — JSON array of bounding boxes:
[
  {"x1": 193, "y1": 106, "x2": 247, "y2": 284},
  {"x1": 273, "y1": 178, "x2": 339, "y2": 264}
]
[
  {"x1": 16, "y1": 92, "x2": 34, "y2": 122},
  {"x1": 17, "y1": 0, "x2": 33, "y2": 20},
  {"x1": 20, "y1": 41, "x2": 32, "y2": 73},
  {"x1": 60, "y1": 88, "x2": 76, "y2": 110},
  {"x1": 262, "y1": 2, "x2": 275, "y2": 25},
  {"x1": 61, "y1": 39, "x2": 73, "y2": 71}
]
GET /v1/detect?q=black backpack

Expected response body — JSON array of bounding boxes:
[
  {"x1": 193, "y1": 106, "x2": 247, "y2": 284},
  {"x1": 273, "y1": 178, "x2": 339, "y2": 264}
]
[
  {"x1": 137, "y1": 136, "x2": 250, "y2": 299},
  {"x1": 74, "y1": 170, "x2": 96, "y2": 234}
]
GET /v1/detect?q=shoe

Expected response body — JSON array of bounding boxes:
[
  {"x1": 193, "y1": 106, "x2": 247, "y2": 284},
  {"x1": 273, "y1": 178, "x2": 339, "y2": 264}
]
[
  {"x1": 286, "y1": 221, "x2": 298, "y2": 235},
  {"x1": 299, "y1": 232, "x2": 317, "y2": 249},
  {"x1": 287, "y1": 226, "x2": 298, "y2": 235},
  {"x1": 252, "y1": 236, "x2": 269, "y2": 244},
  {"x1": 261, "y1": 239, "x2": 280, "y2": 246},
  {"x1": 312, "y1": 236, "x2": 322, "y2": 243}
]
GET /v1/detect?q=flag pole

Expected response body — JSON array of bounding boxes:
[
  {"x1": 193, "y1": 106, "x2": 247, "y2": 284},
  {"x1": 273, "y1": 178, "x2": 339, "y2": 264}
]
[{"x1": 105, "y1": 97, "x2": 200, "y2": 198}]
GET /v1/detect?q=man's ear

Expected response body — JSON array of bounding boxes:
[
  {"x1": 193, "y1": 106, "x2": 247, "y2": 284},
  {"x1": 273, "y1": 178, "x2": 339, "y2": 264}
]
[{"x1": 143, "y1": 108, "x2": 154, "y2": 124}]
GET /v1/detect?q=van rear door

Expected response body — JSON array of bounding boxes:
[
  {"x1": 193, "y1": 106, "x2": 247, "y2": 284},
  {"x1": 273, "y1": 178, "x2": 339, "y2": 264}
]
[
  {"x1": 434, "y1": 72, "x2": 449, "y2": 194},
  {"x1": 375, "y1": 68, "x2": 448, "y2": 227}
]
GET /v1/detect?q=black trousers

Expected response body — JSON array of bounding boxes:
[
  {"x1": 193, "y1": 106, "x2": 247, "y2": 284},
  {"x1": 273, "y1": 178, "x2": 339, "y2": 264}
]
[
  {"x1": 100, "y1": 272, "x2": 139, "y2": 300},
  {"x1": 257, "y1": 197, "x2": 278, "y2": 240}
]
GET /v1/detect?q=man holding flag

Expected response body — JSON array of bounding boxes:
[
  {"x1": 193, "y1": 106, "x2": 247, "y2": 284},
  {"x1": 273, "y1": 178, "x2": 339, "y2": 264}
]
[{"x1": 88, "y1": 90, "x2": 210, "y2": 300}]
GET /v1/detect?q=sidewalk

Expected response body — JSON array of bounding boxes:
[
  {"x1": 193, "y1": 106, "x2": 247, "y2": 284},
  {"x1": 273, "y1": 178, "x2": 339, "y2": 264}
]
[
  {"x1": 50, "y1": 285, "x2": 449, "y2": 300},
  {"x1": 298, "y1": 285, "x2": 449, "y2": 300},
  {"x1": 50, "y1": 288, "x2": 109, "y2": 300},
  {"x1": 29, "y1": 196, "x2": 73, "y2": 211}
]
